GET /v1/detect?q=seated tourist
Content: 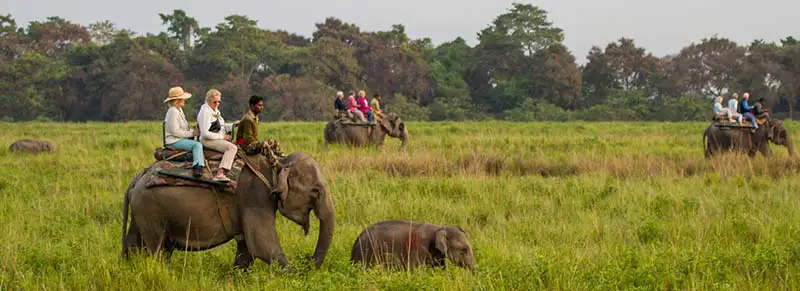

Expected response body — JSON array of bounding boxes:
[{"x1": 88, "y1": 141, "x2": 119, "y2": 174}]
[
  {"x1": 713, "y1": 96, "x2": 730, "y2": 120},
  {"x1": 334, "y1": 91, "x2": 349, "y2": 119},
  {"x1": 347, "y1": 91, "x2": 366, "y2": 122},
  {"x1": 740, "y1": 92, "x2": 758, "y2": 129},
  {"x1": 357, "y1": 90, "x2": 373, "y2": 123},
  {"x1": 727, "y1": 93, "x2": 743, "y2": 124},
  {"x1": 163, "y1": 86, "x2": 204, "y2": 178},
  {"x1": 197, "y1": 89, "x2": 237, "y2": 182}
]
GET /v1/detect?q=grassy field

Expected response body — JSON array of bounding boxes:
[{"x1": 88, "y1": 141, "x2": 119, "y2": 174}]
[{"x1": 1, "y1": 121, "x2": 800, "y2": 290}]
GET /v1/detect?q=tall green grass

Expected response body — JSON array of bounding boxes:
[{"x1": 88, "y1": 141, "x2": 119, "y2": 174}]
[{"x1": 1, "y1": 121, "x2": 799, "y2": 290}]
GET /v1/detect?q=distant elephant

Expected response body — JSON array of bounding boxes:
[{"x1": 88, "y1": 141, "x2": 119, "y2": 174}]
[
  {"x1": 703, "y1": 119, "x2": 795, "y2": 159},
  {"x1": 324, "y1": 113, "x2": 408, "y2": 151},
  {"x1": 350, "y1": 220, "x2": 476, "y2": 270},
  {"x1": 121, "y1": 152, "x2": 336, "y2": 270},
  {"x1": 8, "y1": 139, "x2": 55, "y2": 153}
]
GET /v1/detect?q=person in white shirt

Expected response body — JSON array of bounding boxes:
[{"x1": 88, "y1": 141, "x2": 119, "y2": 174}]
[
  {"x1": 727, "y1": 93, "x2": 743, "y2": 124},
  {"x1": 197, "y1": 89, "x2": 237, "y2": 182},
  {"x1": 163, "y1": 86, "x2": 204, "y2": 178}
]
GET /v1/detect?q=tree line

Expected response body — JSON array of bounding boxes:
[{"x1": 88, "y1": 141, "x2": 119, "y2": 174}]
[{"x1": 1, "y1": 3, "x2": 799, "y2": 122}]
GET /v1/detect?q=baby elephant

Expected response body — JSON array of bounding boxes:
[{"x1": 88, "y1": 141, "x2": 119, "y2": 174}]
[
  {"x1": 350, "y1": 220, "x2": 476, "y2": 270},
  {"x1": 8, "y1": 139, "x2": 55, "y2": 154}
]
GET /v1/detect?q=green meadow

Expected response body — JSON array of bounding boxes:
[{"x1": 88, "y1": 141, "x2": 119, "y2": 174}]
[{"x1": 2, "y1": 121, "x2": 800, "y2": 290}]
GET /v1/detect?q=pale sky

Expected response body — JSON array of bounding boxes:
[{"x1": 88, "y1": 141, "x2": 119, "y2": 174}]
[{"x1": 2, "y1": 0, "x2": 798, "y2": 62}]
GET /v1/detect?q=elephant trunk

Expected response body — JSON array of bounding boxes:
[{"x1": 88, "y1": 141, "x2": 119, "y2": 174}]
[
  {"x1": 787, "y1": 138, "x2": 796, "y2": 158},
  {"x1": 400, "y1": 127, "x2": 408, "y2": 152},
  {"x1": 312, "y1": 188, "x2": 336, "y2": 268}
]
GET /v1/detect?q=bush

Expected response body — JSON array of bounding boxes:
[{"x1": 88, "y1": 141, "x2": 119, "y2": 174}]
[
  {"x1": 503, "y1": 98, "x2": 573, "y2": 121},
  {"x1": 385, "y1": 93, "x2": 430, "y2": 121},
  {"x1": 428, "y1": 95, "x2": 489, "y2": 121}
]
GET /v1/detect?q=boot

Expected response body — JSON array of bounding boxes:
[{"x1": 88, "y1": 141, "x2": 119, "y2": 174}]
[{"x1": 192, "y1": 165, "x2": 204, "y2": 178}]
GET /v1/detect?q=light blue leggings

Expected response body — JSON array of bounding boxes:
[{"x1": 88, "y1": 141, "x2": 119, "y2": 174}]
[{"x1": 169, "y1": 139, "x2": 205, "y2": 167}]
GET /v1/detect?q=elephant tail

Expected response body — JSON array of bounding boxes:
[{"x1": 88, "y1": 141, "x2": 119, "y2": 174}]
[
  {"x1": 703, "y1": 127, "x2": 713, "y2": 159},
  {"x1": 122, "y1": 167, "x2": 148, "y2": 254}
]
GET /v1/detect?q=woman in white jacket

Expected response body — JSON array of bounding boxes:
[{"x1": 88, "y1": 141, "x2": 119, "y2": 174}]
[
  {"x1": 197, "y1": 89, "x2": 237, "y2": 182},
  {"x1": 163, "y1": 86, "x2": 204, "y2": 178}
]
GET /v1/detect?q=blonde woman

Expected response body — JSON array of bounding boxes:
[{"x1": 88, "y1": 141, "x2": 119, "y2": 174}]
[
  {"x1": 197, "y1": 89, "x2": 237, "y2": 182},
  {"x1": 163, "y1": 86, "x2": 203, "y2": 178},
  {"x1": 713, "y1": 96, "x2": 732, "y2": 121}
]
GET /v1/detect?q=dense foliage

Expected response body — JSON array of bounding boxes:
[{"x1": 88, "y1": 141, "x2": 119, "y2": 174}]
[{"x1": 1, "y1": 4, "x2": 799, "y2": 122}]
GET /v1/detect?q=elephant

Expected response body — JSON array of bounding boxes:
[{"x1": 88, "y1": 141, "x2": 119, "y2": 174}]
[
  {"x1": 8, "y1": 139, "x2": 55, "y2": 153},
  {"x1": 121, "y1": 152, "x2": 336, "y2": 270},
  {"x1": 703, "y1": 119, "x2": 795, "y2": 159},
  {"x1": 350, "y1": 220, "x2": 476, "y2": 270},
  {"x1": 324, "y1": 113, "x2": 408, "y2": 151}
]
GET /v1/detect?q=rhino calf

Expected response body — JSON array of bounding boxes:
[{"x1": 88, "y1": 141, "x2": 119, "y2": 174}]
[{"x1": 8, "y1": 139, "x2": 55, "y2": 154}]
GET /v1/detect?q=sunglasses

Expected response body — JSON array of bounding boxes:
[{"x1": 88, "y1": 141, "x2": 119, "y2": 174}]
[{"x1": 212, "y1": 101, "x2": 221, "y2": 104}]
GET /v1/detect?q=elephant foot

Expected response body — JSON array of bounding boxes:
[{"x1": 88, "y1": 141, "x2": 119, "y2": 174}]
[{"x1": 233, "y1": 253, "x2": 254, "y2": 270}]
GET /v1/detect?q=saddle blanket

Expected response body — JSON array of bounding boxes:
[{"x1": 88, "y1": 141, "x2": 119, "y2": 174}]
[{"x1": 142, "y1": 157, "x2": 246, "y2": 194}]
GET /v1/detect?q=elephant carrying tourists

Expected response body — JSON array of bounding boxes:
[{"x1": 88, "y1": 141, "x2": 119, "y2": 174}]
[
  {"x1": 236, "y1": 95, "x2": 285, "y2": 165},
  {"x1": 325, "y1": 112, "x2": 408, "y2": 151},
  {"x1": 121, "y1": 150, "x2": 336, "y2": 271},
  {"x1": 703, "y1": 117, "x2": 795, "y2": 159}
]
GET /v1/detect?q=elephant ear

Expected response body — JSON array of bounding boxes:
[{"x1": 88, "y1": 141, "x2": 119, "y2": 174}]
[
  {"x1": 378, "y1": 117, "x2": 393, "y2": 133},
  {"x1": 273, "y1": 167, "x2": 290, "y2": 203},
  {"x1": 435, "y1": 229, "x2": 448, "y2": 255}
]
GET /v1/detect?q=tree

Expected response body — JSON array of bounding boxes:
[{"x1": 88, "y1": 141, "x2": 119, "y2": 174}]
[
  {"x1": 304, "y1": 37, "x2": 363, "y2": 91},
  {"x1": 25, "y1": 17, "x2": 91, "y2": 58},
  {"x1": 666, "y1": 37, "x2": 745, "y2": 96},
  {"x1": 582, "y1": 46, "x2": 615, "y2": 105},
  {"x1": 189, "y1": 15, "x2": 283, "y2": 84},
  {"x1": 468, "y1": 3, "x2": 564, "y2": 113},
  {"x1": 89, "y1": 20, "x2": 133, "y2": 45},
  {"x1": 261, "y1": 75, "x2": 335, "y2": 121},
  {"x1": 527, "y1": 44, "x2": 582, "y2": 109},
  {"x1": 158, "y1": 10, "x2": 205, "y2": 50},
  {"x1": 777, "y1": 44, "x2": 800, "y2": 119},
  {"x1": 485, "y1": 3, "x2": 564, "y2": 56},
  {"x1": 0, "y1": 52, "x2": 69, "y2": 120},
  {"x1": 604, "y1": 38, "x2": 660, "y2": 91},
  {"x1": 65, "y1": 36, "x2": 183, "y2": 121}
]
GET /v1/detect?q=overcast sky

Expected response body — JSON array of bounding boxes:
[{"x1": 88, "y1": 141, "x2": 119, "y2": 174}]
[{"x1": 3, "y1": 0, "x2": 798, "y2": 62}]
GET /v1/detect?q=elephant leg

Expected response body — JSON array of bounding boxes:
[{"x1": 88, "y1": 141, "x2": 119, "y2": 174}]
[
  {"x1": 121, "y1": 217, "x2": 143, "y2": 259},
  {"x1": 137, "y1": 214, "x2": 169, "y2": 257},
  {"x1": 241, "y1": 211, "x2": 289, "y2": 269},
  {"x1": 233, "y1": 239, "x2": 255, "y2": 270}
]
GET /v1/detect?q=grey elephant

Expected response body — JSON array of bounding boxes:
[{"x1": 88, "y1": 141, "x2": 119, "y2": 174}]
[
  {"x1": 703, "y1": 119, "x2": 795, "y2": 159},
  {"x1": 350, "y1": 220, "x2": 476, "y2": 270},
  {"x1": 121, "y1": 152, "x2": 335, "y2": 270},
  {"x1": 324, "y1": 113, "x2": 408, "y2": 151},
  {"x1": 8, "y1": 139, "x2": 55, "y2": 153}
]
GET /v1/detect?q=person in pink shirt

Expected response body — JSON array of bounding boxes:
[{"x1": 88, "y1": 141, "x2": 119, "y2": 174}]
[
  {"x1": 347, "y1": 91, "x2": 365, "y2": 121},
  {"x1": 356, "y1": 90, "x2": 373, "y2": 123}
]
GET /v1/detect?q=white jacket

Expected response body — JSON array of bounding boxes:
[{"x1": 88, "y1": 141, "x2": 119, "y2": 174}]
[
  {"x1": 164, "y1": 106, "x2": 194, "y2": 145},
  {"x1": 197, "y1": 103, "x2": 233, "y2": 141}
]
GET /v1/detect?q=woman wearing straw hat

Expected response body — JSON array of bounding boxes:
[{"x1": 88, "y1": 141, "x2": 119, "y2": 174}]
[{"x1": 163, "y1": 86, "x2": 204, "y2": 178}]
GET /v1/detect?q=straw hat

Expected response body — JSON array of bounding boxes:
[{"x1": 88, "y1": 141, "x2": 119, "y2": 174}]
[{"x1": 163, "y1": 86, "x2": 192, "y2": 103}]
